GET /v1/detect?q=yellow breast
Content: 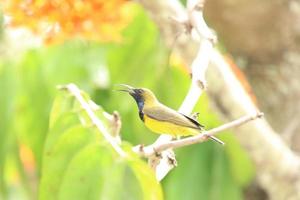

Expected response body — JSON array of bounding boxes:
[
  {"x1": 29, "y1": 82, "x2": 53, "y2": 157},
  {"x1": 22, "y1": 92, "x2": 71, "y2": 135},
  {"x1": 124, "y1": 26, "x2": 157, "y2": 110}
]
[{"x1": 143, "y1": 115, "x2": 199, "y2": 136}]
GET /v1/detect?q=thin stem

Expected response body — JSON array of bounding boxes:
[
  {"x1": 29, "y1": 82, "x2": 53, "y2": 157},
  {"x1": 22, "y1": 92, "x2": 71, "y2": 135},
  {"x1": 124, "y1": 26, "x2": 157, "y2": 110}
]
[
  {"x1": 155, "y1": 112, "x2": 263, "y2": 152},
  {"x1": 134, "y1": 112, "x2": 263, "y2": 157},
  {"x1": 60, "y1": 84, "x2": 127, "y2": 157}
]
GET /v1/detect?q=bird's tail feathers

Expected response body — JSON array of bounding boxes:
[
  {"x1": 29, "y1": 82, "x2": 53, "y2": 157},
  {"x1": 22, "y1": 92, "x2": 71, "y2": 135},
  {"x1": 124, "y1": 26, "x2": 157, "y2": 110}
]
[{"x1": 208, "y1": 135, "x2": 225, "y2": 145}]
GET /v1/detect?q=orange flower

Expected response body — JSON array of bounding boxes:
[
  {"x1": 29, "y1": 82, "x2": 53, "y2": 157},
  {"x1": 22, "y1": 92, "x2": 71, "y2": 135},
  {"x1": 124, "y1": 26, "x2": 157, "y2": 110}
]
[{"x1": 3, "y1": 0, "x2": 134, "y2": 44}]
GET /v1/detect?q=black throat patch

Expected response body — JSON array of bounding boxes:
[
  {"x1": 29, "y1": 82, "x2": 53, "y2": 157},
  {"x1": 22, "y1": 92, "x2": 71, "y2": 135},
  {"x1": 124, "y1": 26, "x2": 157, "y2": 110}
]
[
  {"x1": 139, "y1": 110, "x2": 144, "y2": 121},
  {"x1": 131, "y1": 91, "x2": 145, "y2": 121},
  {"x1": 136, "y1": 100, "x2": 145, "y2": 121}
]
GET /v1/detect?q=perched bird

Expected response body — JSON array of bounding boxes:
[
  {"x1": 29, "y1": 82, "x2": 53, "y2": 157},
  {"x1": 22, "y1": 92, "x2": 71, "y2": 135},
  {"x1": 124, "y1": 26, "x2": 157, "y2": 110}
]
[{"x1": 118, "y1": 84, "x2": 224, "y2": 144}]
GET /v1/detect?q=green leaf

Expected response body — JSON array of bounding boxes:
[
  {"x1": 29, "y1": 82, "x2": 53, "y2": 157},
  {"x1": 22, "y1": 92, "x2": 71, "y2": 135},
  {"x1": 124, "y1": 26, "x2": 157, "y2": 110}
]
[
  {"x1": 57, "y1": 144, "x2": 159, "y2": 200},
  {"x1": 57, "y1": 143, "x2": 115, "y2": 200},
  {"x1": 129, "y1": 159, "x2": 164, "y2": 200},
  {"x1": 39, "y1": 125, "x2": 97, "y2": 200},
  {"x1": 49, "y1": 91, "x2": 76, "y2": 129},
  {"x1": 39, "y1": 86, "x2": 163, "y2": 200}
]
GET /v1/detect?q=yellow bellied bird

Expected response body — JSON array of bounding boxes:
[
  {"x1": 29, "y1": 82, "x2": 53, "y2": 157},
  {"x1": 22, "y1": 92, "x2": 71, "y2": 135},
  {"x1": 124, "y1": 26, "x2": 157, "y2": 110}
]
[{"x1": 118, "y1": 84, "x2": 223, "y2": 144}]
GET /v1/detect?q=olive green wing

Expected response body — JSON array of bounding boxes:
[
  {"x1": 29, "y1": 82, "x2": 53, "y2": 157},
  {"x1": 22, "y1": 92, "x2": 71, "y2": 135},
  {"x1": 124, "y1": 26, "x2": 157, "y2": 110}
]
[
  {"x1": 181, "y1": 113, "x2": 205, "y2": 128},
  {"x1": 143, "y1": 106, "x2": 204, "y2": 129}
]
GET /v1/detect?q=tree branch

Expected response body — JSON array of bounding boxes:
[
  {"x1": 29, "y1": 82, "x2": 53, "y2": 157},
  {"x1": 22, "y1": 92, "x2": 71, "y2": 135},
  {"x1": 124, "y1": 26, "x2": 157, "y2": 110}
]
[
  {"x1": 133, "y1": 112, "x2": 263, "y2": 157},
  {"x1": 59, "y1": 84, "x2": 127, "y2": 157}
]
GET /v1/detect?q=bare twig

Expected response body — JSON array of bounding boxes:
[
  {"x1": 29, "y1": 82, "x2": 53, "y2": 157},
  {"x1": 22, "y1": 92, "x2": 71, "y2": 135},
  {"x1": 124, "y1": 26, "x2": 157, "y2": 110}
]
[
  {"x1": 187, "y1": 0, "x2": 216, "y2": 43},
  {"x1": 133, "y1": 112, "x2": 263, "y2": 157},
  {"x1": 59, "y1": 84, "x2": 127, "y2": 157},
  {"x1": 157, "y1": 112, "x2": 263, "y2": 151}
]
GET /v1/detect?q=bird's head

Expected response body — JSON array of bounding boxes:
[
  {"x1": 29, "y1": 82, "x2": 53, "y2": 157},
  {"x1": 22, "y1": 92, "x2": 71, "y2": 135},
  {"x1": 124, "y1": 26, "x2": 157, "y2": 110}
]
[{"x1": 117, "y1": 84, "x2": 158, "y2": 109}]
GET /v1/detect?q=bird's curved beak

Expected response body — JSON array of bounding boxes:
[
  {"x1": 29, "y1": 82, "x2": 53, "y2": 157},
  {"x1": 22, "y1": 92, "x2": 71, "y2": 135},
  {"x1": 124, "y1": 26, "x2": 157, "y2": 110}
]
[{"x1": 115, "y1": 84, "x2": 135, "y2": 94}]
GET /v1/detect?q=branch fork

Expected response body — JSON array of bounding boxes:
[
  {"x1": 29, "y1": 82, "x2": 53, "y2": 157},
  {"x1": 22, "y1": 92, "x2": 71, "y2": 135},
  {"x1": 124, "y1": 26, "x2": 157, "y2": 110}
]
[{"x1": 169, "y1": 0, "x2": 216, "y2": 43}]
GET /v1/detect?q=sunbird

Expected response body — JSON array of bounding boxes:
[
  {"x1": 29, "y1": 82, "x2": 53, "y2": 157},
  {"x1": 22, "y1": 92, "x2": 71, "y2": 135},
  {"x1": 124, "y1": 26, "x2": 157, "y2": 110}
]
[{"x1": 118, "y1": 84, "x2": 223, "y2": 144}]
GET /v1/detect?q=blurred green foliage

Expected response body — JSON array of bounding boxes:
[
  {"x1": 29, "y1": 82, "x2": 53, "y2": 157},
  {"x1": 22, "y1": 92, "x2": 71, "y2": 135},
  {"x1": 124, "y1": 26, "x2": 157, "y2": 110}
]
[
  {"x1": 0, "y1": 4, "x2": 254, "y2": 200},
  {"x1": 39, "y1": 87, "x2": 162, "y2": 200}
]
